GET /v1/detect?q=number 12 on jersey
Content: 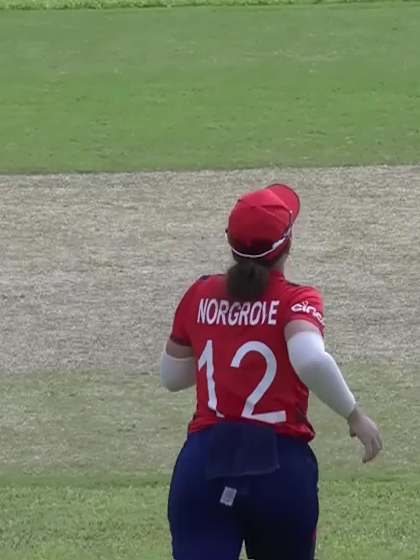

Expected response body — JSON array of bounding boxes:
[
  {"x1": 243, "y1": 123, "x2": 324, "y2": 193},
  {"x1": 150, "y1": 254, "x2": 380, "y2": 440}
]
[{"x1": 198, "y1": 339, "x2": 286, "y2": 424}]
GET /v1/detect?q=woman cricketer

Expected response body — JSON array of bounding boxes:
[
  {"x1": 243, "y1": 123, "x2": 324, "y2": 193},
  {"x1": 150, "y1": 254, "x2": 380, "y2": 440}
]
[{"x1": 160, "y1": 184, "x2": 383, "y2": 560}]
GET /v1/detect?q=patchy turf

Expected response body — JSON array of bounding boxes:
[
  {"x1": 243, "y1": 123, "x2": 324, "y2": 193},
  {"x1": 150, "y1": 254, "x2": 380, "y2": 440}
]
[
  {"x1": 1, "y1": 165, "x2": 419, "y2": 477},
  {"x1": 4, "y1": 0, "x2": 420, "y2": 9}
]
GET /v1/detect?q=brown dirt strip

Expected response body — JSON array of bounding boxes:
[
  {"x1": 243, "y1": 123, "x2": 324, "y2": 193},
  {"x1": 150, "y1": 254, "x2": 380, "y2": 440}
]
[{"x1": 0, "y1": 165, "x2": 419, "y2": 376}]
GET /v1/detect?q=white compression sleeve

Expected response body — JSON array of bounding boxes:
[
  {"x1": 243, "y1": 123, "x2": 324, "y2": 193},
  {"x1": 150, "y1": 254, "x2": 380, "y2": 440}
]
[
  {"x1": 160, "y1": 351, "x2": 196, "y2": 392},
  {"x1": 287, "y1": 331, "x2": 356, "y2": 418}
]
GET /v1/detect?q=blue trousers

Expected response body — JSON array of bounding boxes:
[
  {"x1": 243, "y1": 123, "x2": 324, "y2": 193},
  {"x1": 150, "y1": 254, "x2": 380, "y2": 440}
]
[{"x1": 168, "y1": 424, "x2": 319, "y2": 560}]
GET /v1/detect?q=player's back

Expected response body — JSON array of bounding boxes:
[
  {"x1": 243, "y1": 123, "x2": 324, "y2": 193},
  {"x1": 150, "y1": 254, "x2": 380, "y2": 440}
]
[{"x1": 171, "y1": 271, "x2": 325, "y2": 441}]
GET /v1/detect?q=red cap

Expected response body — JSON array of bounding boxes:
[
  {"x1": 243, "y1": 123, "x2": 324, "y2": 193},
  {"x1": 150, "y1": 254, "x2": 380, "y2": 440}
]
[{"x1": 226, "y1": 184, "x2": 300, "y2": 261}]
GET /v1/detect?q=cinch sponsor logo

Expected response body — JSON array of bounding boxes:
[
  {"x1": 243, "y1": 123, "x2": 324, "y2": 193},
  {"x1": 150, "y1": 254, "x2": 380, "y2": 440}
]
[
  {"x1": 197, "y1": 299, "x2": 280, "y2": 327},
  {"x1": 291, "y1": 301, "x2": 325, "y2": 326}
]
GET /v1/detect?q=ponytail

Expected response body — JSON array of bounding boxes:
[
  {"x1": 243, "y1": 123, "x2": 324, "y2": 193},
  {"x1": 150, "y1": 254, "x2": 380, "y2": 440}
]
[{"x1": 226, "y1": 259, "x2": 271, "y2": 302}]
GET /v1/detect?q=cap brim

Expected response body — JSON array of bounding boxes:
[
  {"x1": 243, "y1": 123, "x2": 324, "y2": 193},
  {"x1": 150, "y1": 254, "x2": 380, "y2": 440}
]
[{"x1": 266, "y1": 184, "x2": 300, "y2": 223}]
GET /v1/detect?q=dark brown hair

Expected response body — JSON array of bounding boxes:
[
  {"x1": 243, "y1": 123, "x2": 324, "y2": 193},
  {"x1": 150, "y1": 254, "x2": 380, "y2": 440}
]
[{"x1": 227, "y1": 257, "x2": 273, "y2": 302}]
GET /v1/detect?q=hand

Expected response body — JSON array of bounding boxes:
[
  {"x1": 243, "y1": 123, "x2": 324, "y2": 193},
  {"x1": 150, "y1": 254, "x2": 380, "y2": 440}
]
[{"x1": 347, "y1": 406, "x2": 383, "y2": 463}]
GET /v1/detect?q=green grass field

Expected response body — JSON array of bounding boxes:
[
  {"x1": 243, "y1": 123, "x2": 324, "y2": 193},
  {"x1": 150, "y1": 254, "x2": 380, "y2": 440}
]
[
  {"x1": 1, "y1": 473, "x2": 419, "y2": 559},
  {"x1": 0, "y1": 364, "x2": 419, "y2": 559},
  {"x1": 1, "y1": 4, "x2": 420, "y2": 172},
  {"x1": 0, "y1": 3, "x2": 419, "y2": 559}
]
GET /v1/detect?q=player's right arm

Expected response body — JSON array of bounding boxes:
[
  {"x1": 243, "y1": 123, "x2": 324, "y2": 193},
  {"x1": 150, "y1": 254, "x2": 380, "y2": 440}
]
[
  {"x1": 160, "y1": 280, "x2": 198, "y2": 392},
  {"x1": 284, "y1": 298, "x2": 382, "y2": 463}
]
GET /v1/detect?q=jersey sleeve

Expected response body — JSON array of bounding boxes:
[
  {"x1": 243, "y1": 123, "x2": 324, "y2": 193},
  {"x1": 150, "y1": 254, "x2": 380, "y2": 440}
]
[
  {"x1": 169, "y1": 282, "x2": 198, "y2": 346},
  {"x1": 284, "y1": 286, "x2": 325, "y2": 335}
]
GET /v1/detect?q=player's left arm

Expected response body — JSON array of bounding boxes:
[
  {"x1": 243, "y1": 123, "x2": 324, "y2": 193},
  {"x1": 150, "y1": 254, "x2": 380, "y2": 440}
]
[
  {"x1": 160, "y1": 284, "x2": 196, "y2": 392},
  {"x1": 284, "y1": 287, "x2": 382, "y2": 462},
  {"x1": 284, "y1": 286, "x2": 355, "y2": 418}
]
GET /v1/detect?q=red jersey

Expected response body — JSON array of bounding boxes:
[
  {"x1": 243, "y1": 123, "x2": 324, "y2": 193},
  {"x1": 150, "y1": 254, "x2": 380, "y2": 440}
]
[{"x1": 170, "y1": 271, "x2": 325, "y2": 442}]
